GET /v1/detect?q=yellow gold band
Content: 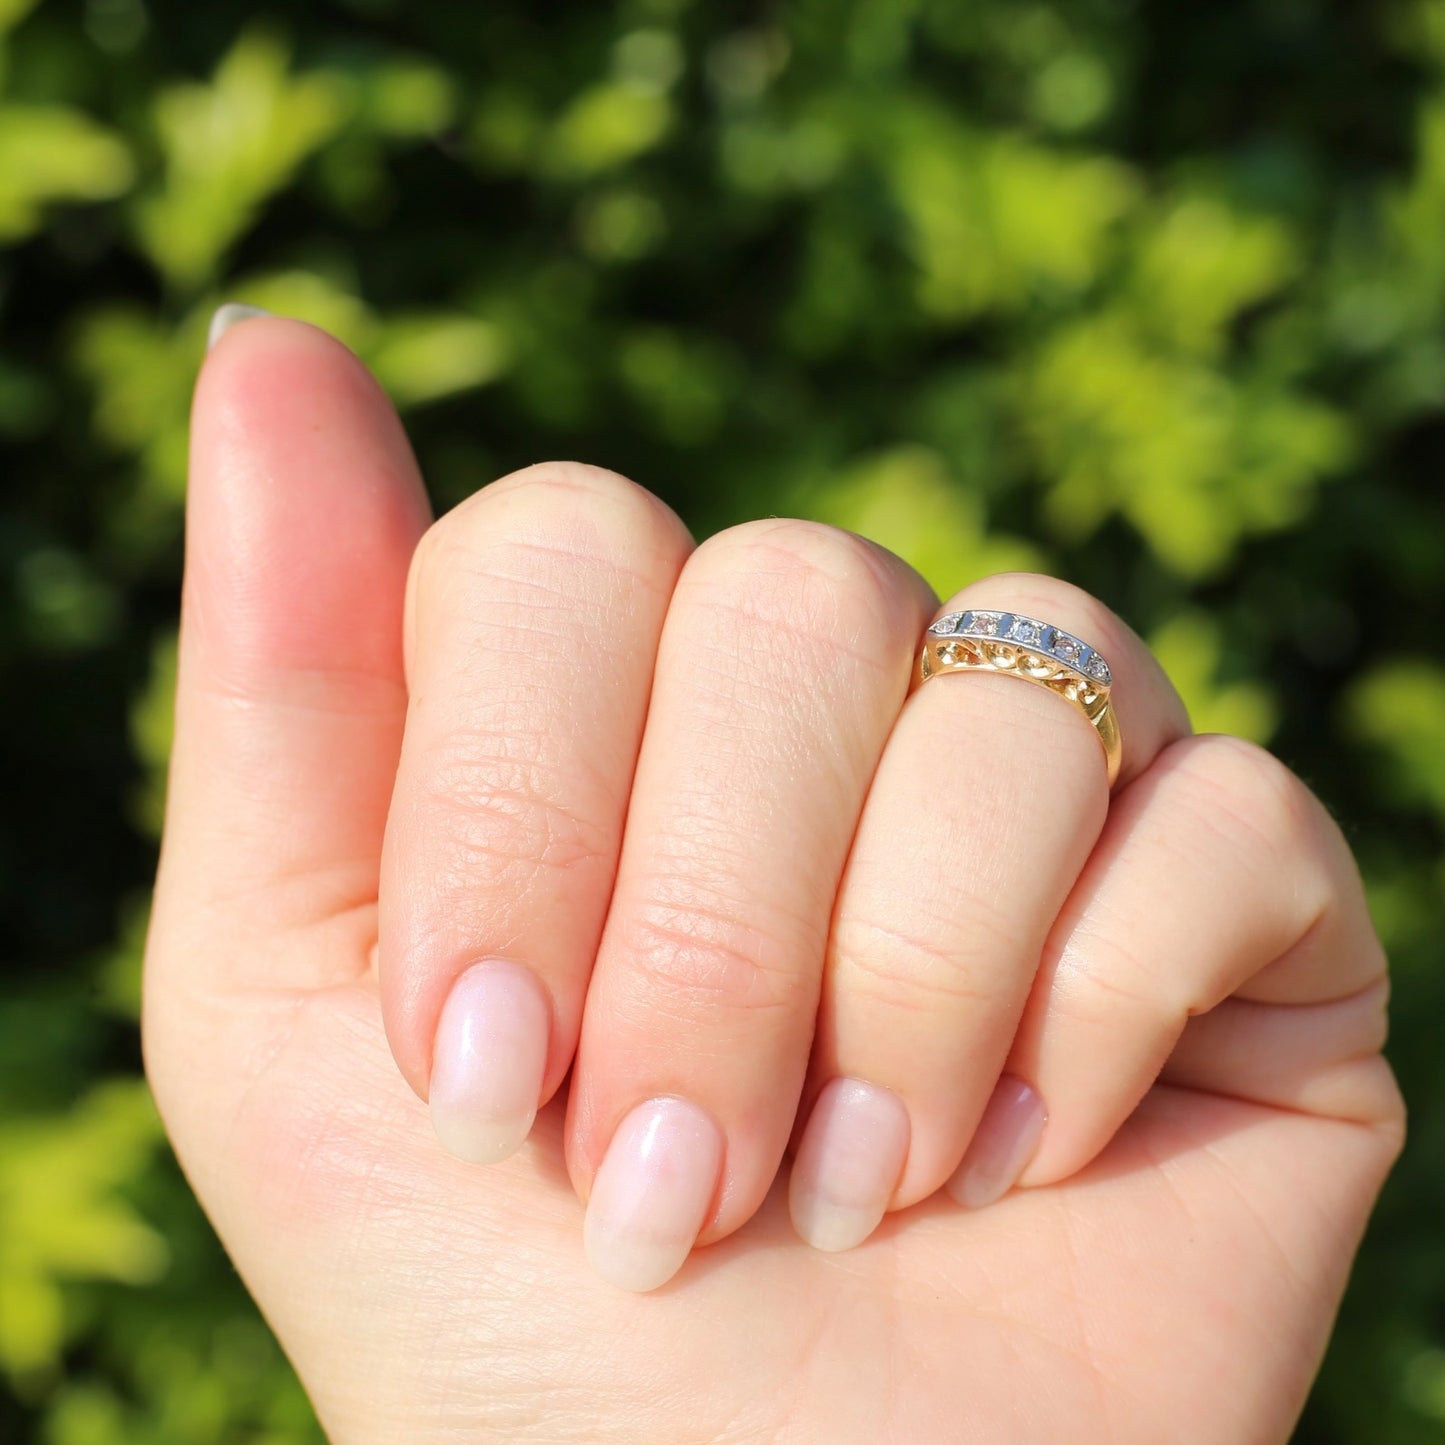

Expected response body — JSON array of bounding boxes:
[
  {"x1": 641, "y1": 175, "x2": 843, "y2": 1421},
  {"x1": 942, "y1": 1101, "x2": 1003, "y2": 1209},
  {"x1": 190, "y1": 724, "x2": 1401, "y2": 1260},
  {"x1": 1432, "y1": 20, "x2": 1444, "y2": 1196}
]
[{"x1": 917, "y1": 609, "x2": 1123, "y2": 787}]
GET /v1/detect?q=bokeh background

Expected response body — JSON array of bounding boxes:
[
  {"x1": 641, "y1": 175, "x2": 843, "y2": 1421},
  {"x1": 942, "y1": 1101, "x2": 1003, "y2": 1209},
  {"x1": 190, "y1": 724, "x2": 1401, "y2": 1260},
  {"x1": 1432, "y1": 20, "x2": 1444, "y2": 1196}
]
[{"x1": 2, "y1": 0, "x2": 1443, "y2": 1439}]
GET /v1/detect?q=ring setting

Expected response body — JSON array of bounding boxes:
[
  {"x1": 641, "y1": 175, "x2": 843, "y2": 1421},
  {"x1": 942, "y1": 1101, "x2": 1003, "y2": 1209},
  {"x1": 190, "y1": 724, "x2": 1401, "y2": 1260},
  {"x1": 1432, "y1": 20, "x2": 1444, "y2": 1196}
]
[{"x1": 918, "y1": 610, "x2": 1122, "y2": 785}]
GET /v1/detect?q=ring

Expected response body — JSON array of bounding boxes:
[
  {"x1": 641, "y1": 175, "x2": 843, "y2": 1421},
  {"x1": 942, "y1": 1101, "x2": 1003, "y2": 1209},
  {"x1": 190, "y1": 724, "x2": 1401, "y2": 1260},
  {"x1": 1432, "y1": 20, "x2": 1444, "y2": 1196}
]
[{"x1": 917, "y1": 609, "x2": 1122, "y2": 786}]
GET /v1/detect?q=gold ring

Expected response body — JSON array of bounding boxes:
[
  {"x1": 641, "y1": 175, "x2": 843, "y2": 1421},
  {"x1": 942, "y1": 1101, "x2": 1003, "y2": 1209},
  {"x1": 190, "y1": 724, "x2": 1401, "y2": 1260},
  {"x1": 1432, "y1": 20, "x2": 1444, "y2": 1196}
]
[{"x1": 917, "y1": 609, "x2": 1122, "y2": 787}]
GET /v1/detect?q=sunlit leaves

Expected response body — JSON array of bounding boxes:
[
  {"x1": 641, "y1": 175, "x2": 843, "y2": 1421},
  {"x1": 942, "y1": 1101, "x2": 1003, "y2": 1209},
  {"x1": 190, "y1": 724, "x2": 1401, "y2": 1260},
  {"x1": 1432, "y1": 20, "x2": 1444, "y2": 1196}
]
[
  {"x1": 71, "y1": 306, "x2": 196, "y2": 560},
  {"x1": 1128, "y1": 197, "x2": 1299, "y2": 359},
  {"x1": 0, "y1": 107, "x2": 132, "y2": 241},
  {"x1": 0, "y1": 1084, "x2": 165, "y2": 1380},
  {"x1": 617, "y1": 326, "x2": 737, "y2": 444},
  {"x1": 13, "y1": 547, "x2": 120, "y2": 654},
  {"x1": 129, "y1": 630, "x2": 177, "y2": 839},
  {"x1": 543, "y1": 82, "x2": 672, "y2": 178},
  {"x1": 133, "y1": 33, "x2": 349, "y2": 289},
  {"x1": 1022, "y1": 316, "x2": 1352, "y2": 575},
  {"x1": 357, "y1": 58, "x2": 456, "y2": 139},
  {"x1": 1147, "y1": 613, "x2": 1278, "y2": 742},
  {"x1": 804, "y1": 445, "x2": 1044, "y2": 598},
  {"x1": 539, "y1": 28, "x2": 683, "y2": 179},
  {"x1": 886, "y1": 109, "x2": 1135, "y2": 320},
  {"x1": 369, "y1": 315, "x2": 509, "y2": 406},
  {"x1": 0, "y1": 0, "x2": 37, "y2": 37},
  {"x1": 1346, "y1": 662, "x2": 1445, "y2": 821}
]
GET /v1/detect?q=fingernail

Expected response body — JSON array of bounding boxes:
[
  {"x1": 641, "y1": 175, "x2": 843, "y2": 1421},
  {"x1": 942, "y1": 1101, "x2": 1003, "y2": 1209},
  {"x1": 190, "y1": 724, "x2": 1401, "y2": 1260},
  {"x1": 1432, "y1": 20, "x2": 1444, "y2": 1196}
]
[
  {"x1": 206, "y1": 302, "x2": 272, "y2": 351},
  {"x1": 429, "y1": 960, "x2": 551, "y2": 1165},
  {"x1": 583, "y1": 1096, "x2": 723, "y2": 1292},
  {"x1": 946, "y1": 1076, "x2": 1046, "y2": 1210},
  {"x1": 789, "y1": 1078, "x2": 909, "y2": 1252}
]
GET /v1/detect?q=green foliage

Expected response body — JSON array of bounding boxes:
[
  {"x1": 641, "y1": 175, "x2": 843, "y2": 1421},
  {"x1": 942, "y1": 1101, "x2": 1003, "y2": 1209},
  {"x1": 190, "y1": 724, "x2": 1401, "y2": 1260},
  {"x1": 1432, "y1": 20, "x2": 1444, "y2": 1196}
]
[
  {"x1": 0, "y1": 1083, "x2": 166, "y2": 1380},
  {"x1": 1, "y1": 1, "x2": 1441, "y2": 1441},
  {"x1": 805, "y1": 444, "x2": 1044, "y2": 598},
  {"x1": 134, "y1": 33, "x2": 349, "y2": 289},
  {"x1": 0, "y1": 106, "x2": 132, "y2": 240},
  {"x1": 886, "y1": 110, "x2": 1136, "y2": 320},
  {"x1": 1147, "y1": 613, "x2": 1279, "y2": 744},
  {"x1": 1347, "y1": 662, "x2": 1445, "y2": 821}
]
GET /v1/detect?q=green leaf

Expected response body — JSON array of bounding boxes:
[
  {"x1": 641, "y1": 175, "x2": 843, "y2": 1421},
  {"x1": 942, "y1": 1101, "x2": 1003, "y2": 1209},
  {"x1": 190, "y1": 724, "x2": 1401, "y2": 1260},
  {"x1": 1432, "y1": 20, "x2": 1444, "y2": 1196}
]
[
  {"x1": 0, "y1": 1082, "x2": 167, "y2": 1379},
  {"x1": 803, "y1": 445, "x2": 1044, "y2": 599},
  {"x1": 0, "y1": 104, "x2": 133, "y2": 241},
  {"x1": 1128, "y1": 196, "x2": 1299, "y2": 358},
  {"x1": 365, "y1": 314, "x2": 510, "y2": 406},
  {"x1": 543, "y1": 82, "x2": 673, "y2": 178},
  {"x1": 1345, "y1": 661, "x2": 1445, "y2": 821},
  {"x1": 1023, "y1": 315, "x2": 1352, "y2": 575},
  {"x1": 886, "y1": 109, "x2": 1135, "y2": 320},
  {"x1": 132, "y1": 31, "x2": 350, "y2": 288},
  {"x1": 1148, "y1": 612, "x2": 1279, "y2": 742},
  {"x1": 0, "y1": 0, "x2": 39, "y2": 37}
]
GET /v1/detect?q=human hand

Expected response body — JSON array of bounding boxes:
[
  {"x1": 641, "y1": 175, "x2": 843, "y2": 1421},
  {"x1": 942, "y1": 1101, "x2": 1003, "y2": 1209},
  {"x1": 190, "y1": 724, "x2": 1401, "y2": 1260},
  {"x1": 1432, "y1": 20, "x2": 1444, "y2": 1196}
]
[{"x1": 144, "y1": 316, "x2": 1403, "y2": 1443}]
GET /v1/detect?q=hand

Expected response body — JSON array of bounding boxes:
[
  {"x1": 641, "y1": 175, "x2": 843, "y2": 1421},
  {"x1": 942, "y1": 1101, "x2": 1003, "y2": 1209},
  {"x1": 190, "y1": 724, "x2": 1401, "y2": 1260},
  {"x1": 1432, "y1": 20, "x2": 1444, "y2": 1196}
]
[{"x1": 144, "y1": 317, "x2": 1403, "y2": 1444}]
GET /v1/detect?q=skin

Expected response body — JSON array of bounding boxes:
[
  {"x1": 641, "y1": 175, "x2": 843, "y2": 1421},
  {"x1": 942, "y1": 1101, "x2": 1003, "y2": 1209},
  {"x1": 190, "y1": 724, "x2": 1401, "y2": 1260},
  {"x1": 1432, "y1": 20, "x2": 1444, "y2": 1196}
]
[{"x1": 143, "y1": 318, "x2": 1405, "y2": 1444}]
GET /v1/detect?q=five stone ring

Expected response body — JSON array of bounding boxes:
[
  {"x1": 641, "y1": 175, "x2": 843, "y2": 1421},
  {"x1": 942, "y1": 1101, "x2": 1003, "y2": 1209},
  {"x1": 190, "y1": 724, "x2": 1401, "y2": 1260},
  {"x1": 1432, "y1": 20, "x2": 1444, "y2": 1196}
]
[{"x1": 917, "y1": 609, "x2": 1123, "y2": 787}]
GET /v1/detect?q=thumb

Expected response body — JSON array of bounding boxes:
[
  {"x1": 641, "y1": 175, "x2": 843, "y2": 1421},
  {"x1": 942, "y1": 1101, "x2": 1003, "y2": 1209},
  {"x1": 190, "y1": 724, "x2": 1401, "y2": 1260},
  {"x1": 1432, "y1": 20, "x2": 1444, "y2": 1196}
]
[{"x1": 146, "y1": 312, "x2": 430, "y2": 1020}]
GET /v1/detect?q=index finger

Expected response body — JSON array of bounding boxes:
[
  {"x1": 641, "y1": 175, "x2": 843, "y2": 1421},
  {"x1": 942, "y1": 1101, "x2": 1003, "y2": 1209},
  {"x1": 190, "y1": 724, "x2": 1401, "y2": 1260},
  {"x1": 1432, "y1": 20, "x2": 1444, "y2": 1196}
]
[{"x1": 379, "y1": 464, "x2": 694, "y2": 1163}]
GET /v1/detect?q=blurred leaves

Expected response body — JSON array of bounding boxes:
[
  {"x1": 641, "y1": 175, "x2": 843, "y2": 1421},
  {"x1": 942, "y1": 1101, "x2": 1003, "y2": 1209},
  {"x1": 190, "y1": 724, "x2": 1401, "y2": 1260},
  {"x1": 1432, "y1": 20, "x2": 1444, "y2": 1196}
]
[
  {"x1": 133, "y1": 32, "x2": 350, "y2": 289},
  {"x1": 545, "y1": 80, "x2": 673, "y2": 177},
  {"x1": 370, "y1": 314, "x2": 509, "y2": 406},
  {"x1": 1, "y1": 0, "x2": 1442, "y2": 1441},
  {"x1": 0, "y1": 0, "x2": 38, "y2": 33},
  {"x1": 806, "y1": 445, "x2": 1043, "y2": 597},
  {"x1": 128, "y1": 629, "x2": 175, "y2": 838},
  {"x1": 1346, "y1": 662, "x2": 1445, "y2": 822},
  {"x1": 0, "y1": 1083, "x2": 165, "y2": 1381},
  {"x1": 1129, "y1": 197, "x2": 1297, "y2": 359},
  {"x1": 887, "y1": 111, "x2": 1135, "y2": 321},
  {"x1": 1023, "y1": 315, "x2": 1353, "y2": 575},
  {"x1": 0, "y1": 108, "x2": 132, "y2": 241},
  {"x1": 1148, "y1": 613, "x2": 1278, "y2": 743}
]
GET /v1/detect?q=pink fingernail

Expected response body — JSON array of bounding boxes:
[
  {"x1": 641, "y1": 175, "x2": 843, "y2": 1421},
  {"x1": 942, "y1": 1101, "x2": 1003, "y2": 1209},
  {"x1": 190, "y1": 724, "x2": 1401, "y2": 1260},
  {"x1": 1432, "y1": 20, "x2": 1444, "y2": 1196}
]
[
  {"x1": 584, "y1": 1097, "x2": 723, "y2": 1292},
  {"x1": 429, "y1": 960, "x2": 551, "y2": 1165},
  {"x1": 946, "y1": 1076, "x2": 1046, "y2": 1210},
  {"x1": 789, "y1": 1078, "x2": 910, "y2": 1252}
]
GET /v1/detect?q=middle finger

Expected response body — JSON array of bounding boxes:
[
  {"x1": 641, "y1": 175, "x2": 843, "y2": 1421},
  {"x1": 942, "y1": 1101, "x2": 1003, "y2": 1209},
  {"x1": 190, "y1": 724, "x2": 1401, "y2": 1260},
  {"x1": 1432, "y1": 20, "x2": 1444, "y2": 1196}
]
[{"x1": 567, "y1": 518, "x2": 934, "y2": 1291}]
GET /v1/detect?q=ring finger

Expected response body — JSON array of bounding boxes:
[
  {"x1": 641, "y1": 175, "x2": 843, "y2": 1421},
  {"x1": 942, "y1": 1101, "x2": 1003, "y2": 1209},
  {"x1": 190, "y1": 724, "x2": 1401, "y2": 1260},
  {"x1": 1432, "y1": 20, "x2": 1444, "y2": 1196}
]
[{"x1": 790, "y1": 574, "x2": 1191, "y2": 1250}]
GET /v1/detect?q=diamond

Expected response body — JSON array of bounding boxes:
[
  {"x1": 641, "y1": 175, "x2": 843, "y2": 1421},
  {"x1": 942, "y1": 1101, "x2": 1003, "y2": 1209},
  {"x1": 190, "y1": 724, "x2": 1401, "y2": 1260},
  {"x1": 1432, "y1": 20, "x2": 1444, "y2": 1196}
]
[
  {"x1": 929, "y1": 613, "x2": 964, "y2": 635},
  {"x1": 1084, "y1": 653, "x2": 1111, "y2": 684},
  {"x1": 966, "y1": 611, "x2": 1001, "y2": 637},
  {"x1": 1051, "y1": 632, "x2": 1083, "y2": 665},
  {"x1": 1010, "y1": 616, "x2": 1043, "y2": 646}
]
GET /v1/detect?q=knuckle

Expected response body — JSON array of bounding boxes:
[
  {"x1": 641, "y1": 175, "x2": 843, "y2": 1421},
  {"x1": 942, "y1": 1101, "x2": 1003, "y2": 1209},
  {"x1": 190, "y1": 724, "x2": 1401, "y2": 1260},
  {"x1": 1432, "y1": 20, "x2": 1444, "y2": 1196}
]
[
  {"x1": 687, "y1": 517, "x2": 917, "y2": 650},
  {"x1": 1154, "y1": 733, "x2": 1333, "y2": 926},
  {"x1": 616, "y1": 894, "x2": 810, "y2": 1018},
  {"x1": 1165, "y1": 734, "x2": 1317, "y2": 853},
  {"x1": 410, "y1": 460, "x2": 690, "y2": 606},
  {"x1": 488, "y1": 461, "x2": 692, "y2": 551}
]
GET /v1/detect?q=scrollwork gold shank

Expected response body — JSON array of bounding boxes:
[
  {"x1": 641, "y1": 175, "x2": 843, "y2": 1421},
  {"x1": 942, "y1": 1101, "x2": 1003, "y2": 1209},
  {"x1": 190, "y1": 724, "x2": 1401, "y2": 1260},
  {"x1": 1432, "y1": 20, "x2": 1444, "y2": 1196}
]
[{"x1": 918, "y1": 631, "x2": 1122, "y2": 787}]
